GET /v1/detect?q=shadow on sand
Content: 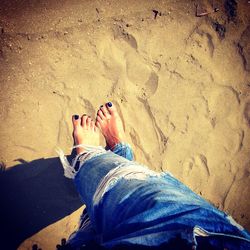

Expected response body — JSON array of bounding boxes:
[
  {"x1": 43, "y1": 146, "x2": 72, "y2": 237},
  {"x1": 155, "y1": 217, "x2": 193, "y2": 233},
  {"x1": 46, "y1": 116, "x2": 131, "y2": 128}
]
[{"x1": 0, "y1": 154, "x2": 82, "y2": 250}]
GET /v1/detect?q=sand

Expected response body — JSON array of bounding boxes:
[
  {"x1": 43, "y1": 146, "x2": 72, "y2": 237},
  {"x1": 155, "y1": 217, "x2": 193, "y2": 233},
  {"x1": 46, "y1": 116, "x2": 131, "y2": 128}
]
[{"x1": 0, "y1": 0, "x2": 249, "y2": 249}]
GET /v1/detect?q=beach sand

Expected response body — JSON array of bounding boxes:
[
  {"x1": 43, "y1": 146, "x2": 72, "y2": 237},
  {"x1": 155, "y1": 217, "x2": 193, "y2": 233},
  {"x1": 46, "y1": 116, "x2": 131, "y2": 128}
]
[{"x1": 0, "y1": 0, "x2": 250, "y2": 249}]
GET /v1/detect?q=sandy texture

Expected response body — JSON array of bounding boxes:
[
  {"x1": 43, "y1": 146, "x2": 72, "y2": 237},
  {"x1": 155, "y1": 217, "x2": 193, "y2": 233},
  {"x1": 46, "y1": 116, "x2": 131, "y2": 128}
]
[{"x1": 0, "y1": 0, "x2": 250, "y2": 249}]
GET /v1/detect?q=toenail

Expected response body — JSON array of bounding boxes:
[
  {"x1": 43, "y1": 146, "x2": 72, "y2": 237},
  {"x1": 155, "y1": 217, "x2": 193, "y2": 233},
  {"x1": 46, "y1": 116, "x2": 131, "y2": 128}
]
[
  {"x1": 100, "y1": 105, "x2": 103, "y2": 108},
  {"x1": 107, "y1": 102, "x2": 112, "y2": 107},
  {"x1": 74, "y1": 115, "x2": 79, "y2": 120},
  {"x1": 83, "y1": 114, "x2": 87, "y2": 116}
]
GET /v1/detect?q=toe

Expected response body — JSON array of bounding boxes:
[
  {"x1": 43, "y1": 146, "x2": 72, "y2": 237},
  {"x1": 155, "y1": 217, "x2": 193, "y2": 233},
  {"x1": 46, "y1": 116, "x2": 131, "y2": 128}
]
[
  {"x1": 97, "y1": 109, "x2": 105, "y2": 120},
  {"x1": 100, "y1": 105, "x2": 109, "y2": 117},
  {"x1": 106, "y1": 101, "x2": 116, "y2": 115},
  {"x1": 90, "y1": 120, "x2": 95, "y2": 130},
  {"x1": 81, "y1": 114, "x2": 88, "y2": 127},
  {"x1": 86, "y1": 117, "x2": 92, "y2": 128},
  {"x1": 95, "y1": 121, "x2": 101, "y2": 129},
  {"x1": 96, "y1": 116, "x2": 103, "y2": 123},
  {"x1": 72, "y1": 115, "x2": 81, "y2": 128}
]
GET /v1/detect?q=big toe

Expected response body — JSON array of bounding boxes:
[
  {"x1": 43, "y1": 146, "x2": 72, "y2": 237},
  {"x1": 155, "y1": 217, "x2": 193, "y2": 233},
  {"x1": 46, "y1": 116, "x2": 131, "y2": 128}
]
[
  {"x1": 72, "y1": 115, "x2": 81, "y2": 129},
  {"x1": 106, "y1": 102, "x2": 117, "y2": 115}
]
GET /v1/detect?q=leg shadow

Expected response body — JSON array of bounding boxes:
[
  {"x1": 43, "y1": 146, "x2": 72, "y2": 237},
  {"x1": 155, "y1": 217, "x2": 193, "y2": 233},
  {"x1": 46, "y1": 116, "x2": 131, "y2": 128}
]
[{"x1": 0, "y1": 155, "x2": 82, "y2": 250}]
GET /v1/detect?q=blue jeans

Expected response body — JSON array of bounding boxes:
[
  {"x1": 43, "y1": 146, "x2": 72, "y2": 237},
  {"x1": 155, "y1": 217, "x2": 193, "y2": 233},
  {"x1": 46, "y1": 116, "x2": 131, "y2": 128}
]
[{"x1": 66, "y1": 143, "x2": 250, "y2": 249}]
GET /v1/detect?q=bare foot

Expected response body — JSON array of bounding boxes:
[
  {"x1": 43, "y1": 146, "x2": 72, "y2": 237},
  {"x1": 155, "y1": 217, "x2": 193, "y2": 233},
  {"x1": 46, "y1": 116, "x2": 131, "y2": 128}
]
[
  {"x1": 72, "y1": 114, "x2": 99, "y2": 154},
  {"x1": 95, "y1": 102, "x2": 126, "y2": 150}
]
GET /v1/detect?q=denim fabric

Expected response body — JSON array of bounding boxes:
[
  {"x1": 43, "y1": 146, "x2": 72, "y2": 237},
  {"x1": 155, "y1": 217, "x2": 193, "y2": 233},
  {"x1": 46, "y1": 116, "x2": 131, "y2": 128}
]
[
  {"x1": 112, "y1": 142, "x2": 134, "y2": 161},
  {"x1": 67, "y1": 143, "x2": 250, "y2": 249},
  {"x1": 67, "y1": 143, "x2": 134, "y2": 247}
]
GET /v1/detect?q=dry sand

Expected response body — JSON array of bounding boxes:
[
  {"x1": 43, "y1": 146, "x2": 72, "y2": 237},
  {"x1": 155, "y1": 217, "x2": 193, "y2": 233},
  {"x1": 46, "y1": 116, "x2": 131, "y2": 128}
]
[{"x1": 0, "y1": 0, "x2": 250, "y2": 249}]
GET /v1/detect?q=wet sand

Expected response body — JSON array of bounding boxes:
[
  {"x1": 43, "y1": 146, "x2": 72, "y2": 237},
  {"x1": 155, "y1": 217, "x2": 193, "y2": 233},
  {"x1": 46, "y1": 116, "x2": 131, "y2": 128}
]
[{"x1": 0, "y1": 0, "x2": 250, "y2": 249}]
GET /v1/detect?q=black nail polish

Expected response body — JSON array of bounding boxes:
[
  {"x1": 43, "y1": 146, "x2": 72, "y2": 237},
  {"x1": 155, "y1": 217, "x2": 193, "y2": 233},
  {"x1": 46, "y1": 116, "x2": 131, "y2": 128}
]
[
  {"x1": 74, "y1": 115, "x2": 79, "y2": 120},
  {"x1": 100, "y1": 105, "x2": 104, "y2": 108},
  {"x1": 107, "y1": 102, "x2": 112, "y2": 107},
  {"x1": 83, "y1": 114, "x2": 87, "y2": 116},
  {"x1": 61, "y1": 238, "x2": 66, "y2": 246}
]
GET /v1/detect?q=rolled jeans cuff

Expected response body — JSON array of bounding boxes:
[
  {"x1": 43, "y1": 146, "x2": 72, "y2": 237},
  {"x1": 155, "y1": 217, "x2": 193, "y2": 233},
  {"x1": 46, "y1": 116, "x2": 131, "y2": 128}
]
[
  {"x1": 57, "y1": 145, "x2": 107, "y2": 179},
  {"x1": 112, "y1": 142, "x2": 134, "y2": 161}
]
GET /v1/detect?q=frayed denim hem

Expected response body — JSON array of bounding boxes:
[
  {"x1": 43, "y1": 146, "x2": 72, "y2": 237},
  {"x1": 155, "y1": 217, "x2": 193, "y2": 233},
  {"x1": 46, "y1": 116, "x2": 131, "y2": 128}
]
[{"x1": 57, "y1": 145, "x2": 107, "y2": 179}]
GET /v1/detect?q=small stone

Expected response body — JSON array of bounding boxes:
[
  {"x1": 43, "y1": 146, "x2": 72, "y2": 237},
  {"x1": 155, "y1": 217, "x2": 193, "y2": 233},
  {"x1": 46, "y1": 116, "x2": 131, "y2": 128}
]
[
  {"x1": 152, "y1": 9, "x2": 159, "y2": 19},
  {"x1": 152, "y1": 9, "x2": 162, "y2": 19}
]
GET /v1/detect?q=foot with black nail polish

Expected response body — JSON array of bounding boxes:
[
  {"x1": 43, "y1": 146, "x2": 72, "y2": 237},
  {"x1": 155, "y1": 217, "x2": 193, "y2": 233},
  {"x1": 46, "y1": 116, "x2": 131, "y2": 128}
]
[
  {"x1": 95, "y1": 102, "x2": 126, "y2": 150},
  {"x1": 72, "y1": 114, "x2": 99, "y2": 154}
]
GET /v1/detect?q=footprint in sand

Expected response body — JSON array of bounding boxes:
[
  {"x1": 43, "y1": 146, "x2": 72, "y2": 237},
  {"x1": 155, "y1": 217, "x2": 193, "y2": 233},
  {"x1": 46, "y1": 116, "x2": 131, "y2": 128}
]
[
  {"x1": 187, "y1": 27, "x2": 215, "y2": 59},
  {"x1": 208, "y1": 86, "x2": 240, "y2": 125},
  {"x1": 125, "y1": 52, "x2": 159, "y2": 98},
  {"x1": 113, "y1": 20, "x2": 138, "y2": 50},
  {"x1": 77, "y1": 97, "x2": 96, "y2": 118},
  {"x1": 112, "y1": 22, "x2": 159, "y2": 98},
  {"x1": 144, "y1": 72, "x2": 159, "y2": 97}
]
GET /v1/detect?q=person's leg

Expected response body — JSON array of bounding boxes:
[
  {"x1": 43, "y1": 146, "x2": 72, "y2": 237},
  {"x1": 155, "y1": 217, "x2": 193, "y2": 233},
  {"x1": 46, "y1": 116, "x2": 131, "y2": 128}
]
[
  {"x1": 63, "y1": 110, "x2": 136, "y2": 248},
  {"x1": 62, "y1": 107, "x2": 250, "y2": 249},
  {"x1": 58, "y1": 102, "x2": 134, "y2": 213},
  {"x1": 70, "y1": 102, "x2": 136, "y2": 209},
  {"x1": 96, "y1": 102, "x2": 134, "y2": 161},
  {"x1": 71, "y1": 106, "x2": 250, "y2": 249}
]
